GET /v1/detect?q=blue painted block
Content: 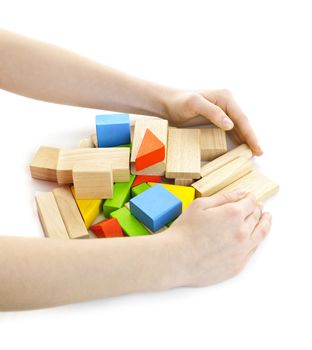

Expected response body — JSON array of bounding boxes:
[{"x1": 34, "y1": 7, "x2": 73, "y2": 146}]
[
  {"x1": 129, "y1": 184, "x2": 182, "y2": 232},
  {"x1": 96, "y1": 114, "x2": 130, "y2": 147}
]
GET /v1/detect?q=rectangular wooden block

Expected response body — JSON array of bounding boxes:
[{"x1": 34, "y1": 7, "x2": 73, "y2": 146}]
[
  {"x1": 56, "y1": 147, "x2": 130, "y2": 184},
  {"x1": 130, "y1": 118, "x2": 168, "y2": 175},
  {"x1": 52, "y1": 186, "x2": 89, "y2": 239},
  {"x1": 91, "y1": 134, "x2": 98, "y2": 147},
  {"x1": 90, "y1": 218, "x2": 124, "y2": 238},
  {"x1": 166, "y1": 128, "x2": 201, "y2": 179},
  {"x1": 200, "y1": 128, "x2": 227, "y2": 161},
  {"x1": 35, "y1": 192, "x2": 69, "y2": 239},
  {"x1": 30, "y1": 146, "x2": 60, "y2": 182},
  {"x1": 132, "y1": 175, "x2": 162, "y2": 188},
  {"x1": 174, "y1": 178, "x2": 193, "y2": 186},
  {"x1": 217, "y1": 170, "x2": 279, "y2": 202},
  {"x1": 131, "y1": 182, "x2": 150, "y2": 197},
  {"x1": 192, "y1": 157, "x2": 253, "y2": 197}
]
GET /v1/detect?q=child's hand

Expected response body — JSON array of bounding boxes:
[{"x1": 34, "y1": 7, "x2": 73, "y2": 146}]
[
  {"x1": 164, "y1": 89, "x2": 262, "y2": 155},
  {"x1": 165, "y1": 191, "x2": 271, "y2": 287}
]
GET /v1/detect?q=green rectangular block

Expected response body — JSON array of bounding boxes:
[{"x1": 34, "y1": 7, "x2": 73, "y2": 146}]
[
  {"x1": 110, "y1": 207, "x2": 150, "y2": 236},
  {"x1": 113, "y1": 143, "x2": 132, "y2": 151},
  {"x1": 131, "y1": 182, "x2": 150, "y2": 197},
  {"x1": 103, "y1": 175, "x2": 136, "y2": 217}
]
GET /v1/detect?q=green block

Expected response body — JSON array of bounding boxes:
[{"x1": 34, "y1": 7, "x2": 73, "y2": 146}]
[
  {"x1": 103, "y1": 175, "x2": 136, "y2": 217},
  {"x1": 110, "y1": 207, "x2": 150, "y2": 236},
  {"x1": 131, "y1": 182, "x2": 150, "y2": 197},
  {"x1": 113, "y1": 143, "x2": 132, "y2": 151}
]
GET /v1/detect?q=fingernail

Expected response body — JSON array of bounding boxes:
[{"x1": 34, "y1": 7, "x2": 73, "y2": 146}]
[{"x1": 222, "y1": 117, "x2": 234, "y2": 130}]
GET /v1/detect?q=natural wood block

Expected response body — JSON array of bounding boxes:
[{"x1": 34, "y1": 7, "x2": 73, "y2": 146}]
[
  {"x1": 35, "y1": 192, "x2": 69, "y2": 239},
  {"x1": 200, "y1": 128, "x2": 227, "y2": 161},
  {"x1": 30, "y1": 146, "x2": 60, "y2": 182},
  {"x1": 56, "y1": 147, "x2": 130, "y2": 184},
  {"x1": 79, "y1": 137, "x2": 94, "y2": 148},
  {"x1": 72, "y1": 161, "x2": 113, "y2": 199},
  {"x1": 174, "y1": 178, "x2": 193, "y2": 186},
  {"x1": 200, "y1": 144, "x2": 252, "y2": 178},
  {"x1": 217, "y1": 169, "x2": 279, "y2": 202},
  {"x1": 166, "y1": 128, "x2": 201, "y2": 179},
  {"x1": 91, "y1": 134, "x2": 98, "y2": 147},
  {"x1": 192, "y1": 157, "x2": 253, "y2": 197},
  {"x1": 131, "y1": 118, "x2": 168, "y2": 175},
  {"x1": 52, "y1": 186, "x2": 89, "y2": 239},
  {"x1": 90, "y1": 218, "x2": 124, "y2": 238}
]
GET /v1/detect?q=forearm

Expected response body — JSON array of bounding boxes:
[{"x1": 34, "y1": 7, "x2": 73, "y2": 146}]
[
  {"x1": 0, "y1": 233, "x2": 177, "y2": 311},
  {"x1": 0, "y1": 29, "x2": 174, "y2": 117}
]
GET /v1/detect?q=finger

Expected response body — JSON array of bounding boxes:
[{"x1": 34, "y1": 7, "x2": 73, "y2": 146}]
[
  {"x1": 196, "y1": 189, "x2": 247, "y2": 209},
  {"x1": 246, "y1": 246, "x2": 258, "y2": 261},
  {"x1": 250, "y1": 212, "x2": 272, "y2": 247},
  {"x1": 244, "y1": 205, "x2": 262, "y2": 233},
  {"x1": 234, "y1": 193, "x2": 259, "y2": 219}
]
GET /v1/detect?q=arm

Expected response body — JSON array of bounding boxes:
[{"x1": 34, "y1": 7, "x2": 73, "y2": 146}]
[{"x1": 0, "y1": 29, "x2": 262, "y2": 154}]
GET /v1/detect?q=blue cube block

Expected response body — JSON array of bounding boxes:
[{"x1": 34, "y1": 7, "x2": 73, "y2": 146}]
[
  {"x1": 96, "y1": 114, "x2": 130, "y2": 147},
  {"x1": 129, "y1": 184, "x2": 182, "y2": 232}
]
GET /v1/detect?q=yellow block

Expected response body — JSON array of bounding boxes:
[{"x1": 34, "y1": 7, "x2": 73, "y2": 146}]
[
  {"x1": 70, "y1": 186, "x2": 103, "y2": 229},
  {"x1": 148, "y1": 183, "x2": 195, "y2": 211}
]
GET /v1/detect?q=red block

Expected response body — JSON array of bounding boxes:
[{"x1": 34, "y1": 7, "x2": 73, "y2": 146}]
[
  {"x1": 132, "y1": 175, "x2": 162, "y2": 188},
  {"x1": 90, "y1": 218, "x2": 124, "y2": 238},
  {"x1": 135, "y1": 129, "x2": 165, "y2": 171}
]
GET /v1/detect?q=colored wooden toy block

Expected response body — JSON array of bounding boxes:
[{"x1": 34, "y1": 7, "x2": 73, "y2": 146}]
[
  {"x1": 131, "y1": 182, "x2": 150, "y2": 197},
  {"x1": 135, "y1": 128, "x2": 165, "y2": 170},
  {"x1": 130, "y1": 184, "x2": 182, "y2": 232},
  {"x1": 72, "y1": 161, "x2": 113, "y2": 199},
  {"x1": 200, "y1": 128, "x2": 227, "y2": 161},
  {"x1": 103, "y1": 175, "x2": 135, "y2": 217},
  {"x1": 52, "y1": 186, "x2": 89, "y2": 239},
  {"x1": 71, "y1": 186, "x2": 103, "y2": 229},
  {"x1": 132, "y1": 175, "x2": 162, "y2": 188},
  {"x1": 35, "y1": 192, "x2": 69, "y2": 239},
  {"x1": 131, "y1": 118, "x2": 168, "y2": 175},
  {"x1": 56, "y1": 147, "x2": 130, "y2": 184},
  {"x1": 90, "y1": 218, "x2": 124, "y2": 238},
  {"x1": 148, "y1": 182, "x2": 195, "y2": 211},
  {"x1": 192, "y1": 157, "x2": 253, "y2": 197},
  {"x1": 96, "y1": 114, "x2": 130, "y2": 147},
  {"x1": 30, "y1": 146, "x2": 60, "y2": 182},
  {"x1": 110, "y1": 207, "x2": 150, "y2": 236},
  {"x1": 166, "y1": 128, "x2": 201, "y2": 179}
]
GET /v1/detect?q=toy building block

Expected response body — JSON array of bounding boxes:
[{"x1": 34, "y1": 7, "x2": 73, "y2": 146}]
[
  {"x1": 52, "y1": 186, "x2": 89, "y2": 239},
  {"x1": 200, "y1": 128, "x2": 227, "y2": 161},
  {"x1": 110, "y1": 207, "x2": 150, "y2": 236},
  {"x1": 192, "y1": 157, "x2": 253, "y2": 197},
  {"x1": 71, "y1": 186, "x2": 103, "y2": 229},
  {"x1": 148, "y1": 182, "x2": 195, "y2": 211},
  {"x1": 174, "y1": 178, "x2": 193, "y2": 186},
  {"x1": 131, "y1": 182, "x2": 150, "y2": 197},
  {"x1": 79, "y1": 137, "x2": 94, "y2": 148},
  {"x1": 56, "y1": 147, "x2": 130, "y2": 184},
  {"x1": 96, "y1": 114, "x2": 130, "y2": 147},
  {"x1": 200, "y1": 143, "x2": 252, "y2": 177},
  {"x1": 131, "y1": 118, "x2": 168, "y2": 175},
  {"x1": 30, "y1": 146, "x2": 60, "y2": 182},
  {"x1": 135, "y1": 128, "x2": 165, "y2": 171},
  {"x1": 130, "y1": 124, "x2": 135, "y2": 142},
  {"x1": 166, "y1": 128, "x2": 201, "y2": 179},
  {"x1": 91, "y1": 134, "x2": 98, "y2": 147},
  {"x1": 90, "y1": 218, "x2": 124, "y2": 238},
  {"x1": 35, "y1": 192, "x2": 69, "y2": 239},
  {"x1": 130, "y1": 184, "x2": 182, "y2": 232},
  {"x1": 132, "y1": 175, "x2": 162, "y2": 188},
  {"x1": 72, "y1": 161, "x2": 113, "y2": 199},
  {"x1": 103, "y1": 175, "x2": 135, "y2": 217}
]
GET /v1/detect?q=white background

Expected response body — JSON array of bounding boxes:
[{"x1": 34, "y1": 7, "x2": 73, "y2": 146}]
[{"x1": 0, "y1": 0, "x2": 311, "y2": 349}]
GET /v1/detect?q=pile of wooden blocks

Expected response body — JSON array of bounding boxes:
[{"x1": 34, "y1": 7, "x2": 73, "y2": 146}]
[{"x1": 30, "y1": 114, "x2": 279, "y2": 239}]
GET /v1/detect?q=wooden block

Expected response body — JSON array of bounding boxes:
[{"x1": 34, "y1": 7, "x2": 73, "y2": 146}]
[
  {"x1": 135, "y1": 128, "x2": 165, "y2": 170},
  {"x1": 201, "y1": 144, "x2": 252, "y2": 177},
  {"x1": 110, "y1": 207, "x2": 150, "y2": 236},
  {"x1": 166, "y1": 128, "x2": 201, "y2": 179},
  {"x1": 52, "y1": 186, "x2": 89, "y2": 239},
  {"x1": 71, "y1": 186, "x2": 103, "y2": 229},
  {"x1": 79, "y1": 137, "x2": 94, "y2": 148},
  {"x1": 200, "y1": 128, "x2": 227, "y2": 161},
  {"x1": 56, "y1": 147, "x2": 130, "y2": 184},
  {"x1": 96, "y1": 114, "x2": 130, "y2": 147},
  {"x1": 30, "y1": 146, "x2": 60, "y2": 182},
  {"x1": 148, "y1": 182, "x2": 195, "y2": 211},
  {"x1": 174, "y1": 178, "x2": 193, "y2": 186},
  {"x1": 131, "y1": 182, "x2": 150, "y2": 197},
  {"x1": 72, "y1": 161, "x2": 113, "y2": 199},
  {"x1": 131, "y1": 118, "x2": 168, "y2": 175},
  {"x1": 103, "y1": 175, "x2": 136, "y2": 217},
  {"x1": 91, "y1": 134, "x2": 98, "y2": 147},
  {"x1": 217, "y1": 170, "x2": 279, "y2": 201},
  {"x1": 132, "y1": 175, "x2": 162, "y2": 188},
  {"x1": 35, "y1": 192, "x2": 69, "y2": 239},
  {"x1": 192, "y1": 157, "x2": 253, "y2": 197},
  {"x1": 90, "y1": 218, "x2": 124, "y2": 238}
]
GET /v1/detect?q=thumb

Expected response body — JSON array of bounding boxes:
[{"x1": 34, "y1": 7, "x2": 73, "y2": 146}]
[{"x1": 197, "y1": 190, "x2": 246, "y2": 209}]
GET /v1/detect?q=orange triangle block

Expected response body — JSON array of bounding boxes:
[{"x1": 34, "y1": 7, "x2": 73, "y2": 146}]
[{"x1": 135, "y1": 128, "x2": 165, "y2": 171}]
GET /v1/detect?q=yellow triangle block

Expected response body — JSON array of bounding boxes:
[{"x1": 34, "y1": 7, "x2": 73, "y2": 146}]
[{"x1": 148, "y1": 183, "x2": 195, "y2": 211}]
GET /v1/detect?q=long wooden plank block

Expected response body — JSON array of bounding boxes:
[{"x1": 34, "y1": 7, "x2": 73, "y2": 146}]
[
  {"x1": 30, "y1": 146, "x2": 60, "y2": 182},
  {"x1": 200, "y1": 128, "x2": 227, "y2": 161},
  {"x1": 166, "y1": 128, "x2": 201, "y2": 179}
]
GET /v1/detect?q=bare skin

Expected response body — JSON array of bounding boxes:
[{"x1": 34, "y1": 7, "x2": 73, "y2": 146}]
[{"x1": 0, "y1": 29, "x2": 270, "y2": 311}]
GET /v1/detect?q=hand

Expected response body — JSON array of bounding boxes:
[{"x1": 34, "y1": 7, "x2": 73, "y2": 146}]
[
  {"x1": 164, "y1": 89, "x2": 263, "y2": 155},
  {"x1": 165, "y1": 191, "x2": 272, "y2": 287}
]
